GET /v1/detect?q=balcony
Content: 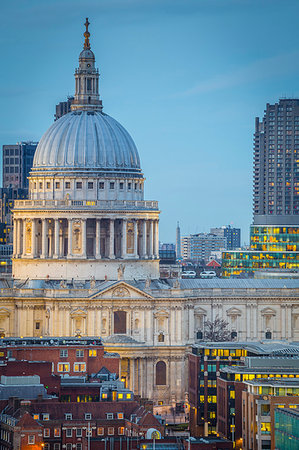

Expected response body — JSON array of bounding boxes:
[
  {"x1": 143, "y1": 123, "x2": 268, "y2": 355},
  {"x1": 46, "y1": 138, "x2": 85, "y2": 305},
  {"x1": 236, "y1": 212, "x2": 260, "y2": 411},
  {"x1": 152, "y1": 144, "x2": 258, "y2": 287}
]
[{"x1": 13, "y1": 199, "x2": 159, "y2": 211}]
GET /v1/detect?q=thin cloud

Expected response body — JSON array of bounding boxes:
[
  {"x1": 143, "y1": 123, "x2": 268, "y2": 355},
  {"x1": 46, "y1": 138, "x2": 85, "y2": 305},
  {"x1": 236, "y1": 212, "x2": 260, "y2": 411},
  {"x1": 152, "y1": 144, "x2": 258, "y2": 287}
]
[{"x1": 176, "y1": 51, "x2": 299, "y2": 97}]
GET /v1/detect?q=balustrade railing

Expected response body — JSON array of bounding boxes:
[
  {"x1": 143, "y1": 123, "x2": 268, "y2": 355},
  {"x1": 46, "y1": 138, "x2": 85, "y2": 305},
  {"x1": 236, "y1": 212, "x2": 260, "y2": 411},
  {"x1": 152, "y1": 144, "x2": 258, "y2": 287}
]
[{"x1": 14, "y1": 199, "x2": 159, "y2": 210}]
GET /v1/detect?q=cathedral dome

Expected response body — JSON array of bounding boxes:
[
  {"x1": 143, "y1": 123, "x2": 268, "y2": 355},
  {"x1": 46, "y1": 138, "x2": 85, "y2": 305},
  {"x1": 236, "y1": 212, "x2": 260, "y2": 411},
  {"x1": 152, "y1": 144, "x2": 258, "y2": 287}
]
[{"x1": 32, "y1": 110, "x2": 141, "y2": 174}]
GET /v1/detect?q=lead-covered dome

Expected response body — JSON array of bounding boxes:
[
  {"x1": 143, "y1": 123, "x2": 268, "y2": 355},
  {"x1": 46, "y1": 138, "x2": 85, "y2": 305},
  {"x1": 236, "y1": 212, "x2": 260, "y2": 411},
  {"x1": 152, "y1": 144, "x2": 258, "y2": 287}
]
[{"x1": 32, "y1": 110, "x2": 141, "y2": 174}]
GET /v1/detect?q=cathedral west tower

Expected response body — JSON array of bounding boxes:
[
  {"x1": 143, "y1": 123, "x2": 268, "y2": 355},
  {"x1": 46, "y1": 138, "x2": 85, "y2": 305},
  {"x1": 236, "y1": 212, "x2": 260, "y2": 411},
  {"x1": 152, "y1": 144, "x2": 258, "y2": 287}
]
[{"x1": 12, "y1": 19, "x2": 160, "y2": 282}]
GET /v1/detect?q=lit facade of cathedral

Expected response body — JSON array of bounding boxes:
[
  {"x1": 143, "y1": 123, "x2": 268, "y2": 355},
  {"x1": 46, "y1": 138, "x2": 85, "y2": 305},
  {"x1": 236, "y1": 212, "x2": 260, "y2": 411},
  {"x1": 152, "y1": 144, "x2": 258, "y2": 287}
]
[{"x1": 0, "y1": 21, "x2": 298, "y2": 409}]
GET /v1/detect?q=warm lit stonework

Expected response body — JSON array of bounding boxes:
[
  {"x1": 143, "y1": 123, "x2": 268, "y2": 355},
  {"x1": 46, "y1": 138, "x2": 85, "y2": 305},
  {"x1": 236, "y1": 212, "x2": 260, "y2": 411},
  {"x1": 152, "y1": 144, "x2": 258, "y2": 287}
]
[{"x1": 1, "y1": 21, "x2": 298, "y2": 412}]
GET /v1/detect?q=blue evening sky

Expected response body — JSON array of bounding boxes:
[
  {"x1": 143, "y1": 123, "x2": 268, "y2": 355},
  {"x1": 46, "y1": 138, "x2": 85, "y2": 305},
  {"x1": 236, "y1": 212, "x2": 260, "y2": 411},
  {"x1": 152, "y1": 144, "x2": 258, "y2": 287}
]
[{"x1": 1, "y1": 0, "x2": 299, "y2": 244}]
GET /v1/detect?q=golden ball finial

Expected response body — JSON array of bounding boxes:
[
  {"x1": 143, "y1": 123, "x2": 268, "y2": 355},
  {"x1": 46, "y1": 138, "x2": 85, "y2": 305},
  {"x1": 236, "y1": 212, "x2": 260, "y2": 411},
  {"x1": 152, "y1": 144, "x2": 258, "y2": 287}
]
[{"x1": 84, "y1": 18, "x2": 91, "y2": 49}]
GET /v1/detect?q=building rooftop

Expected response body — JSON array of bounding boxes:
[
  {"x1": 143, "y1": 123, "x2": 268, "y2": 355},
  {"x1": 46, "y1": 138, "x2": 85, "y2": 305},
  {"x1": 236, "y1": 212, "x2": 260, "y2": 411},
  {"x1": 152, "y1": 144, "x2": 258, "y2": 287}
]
[
  {"x1": 243, "y1": 378, "x2": 299, "y2": 388},
  {"x1": 192, "y1": 341, "x2": 299, "y2": 355}
]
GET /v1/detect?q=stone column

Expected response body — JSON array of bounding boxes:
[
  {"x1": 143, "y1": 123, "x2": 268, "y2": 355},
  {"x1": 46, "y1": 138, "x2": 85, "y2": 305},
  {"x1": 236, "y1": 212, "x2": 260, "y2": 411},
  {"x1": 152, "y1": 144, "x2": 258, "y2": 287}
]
[
  {"x1": 53, "y1": 219, "x2": 60, "y2": 259},
  {"x1": 109, "y1": 219, "x2": 115, "y2": 259},
  {"x1": 246, "y1": 304, "x2": 251, "y2": 340},
  {"x1": 16, "y1": 219, "x2": 21, "y2": 257},
  {"x1": 81, "y1": 218, "x2": 87, "y2": 258},
  {"x1": 253, "y1": 304, "x2": 257, "y2": 340},
  {"x1": 142, "y1": 220, "x2": 147, "y2": 259},
  {"x1": 41, "y1": 219, "x2": 48, "y2": 259},
  {"x1": 121, "y1": 219, "x2": 127, "y2": 259},
  {"x1": 149, "y1": 220, "x2": 154, "y2": 259},
  {"x1": 287, "y1": 305, "x2": 292, "y2": 340},
  {"x1": 31, "y1": 219, "x2": 37, "y2": 258},
  {"x1": 95, "y1": 219, "x2": 101, "y2": 259},
  {"x1": 281, "y1": 305, "x2": 286, "y2": 340},
  {"x1": 133, "y1": 219, "x2": 138, "y2": 258},
  {"x1": 13, "y1": 218, "x2": 17, "y2": 257},
  {"x1": 68, "y1": 219, "x2": 73, "y2": 258},
  {"x1": 188, "y1": 305, "x2": 194, "y2": 342},
  {"x1": 22, "y1": 219, "x2": 27, "y2": 256},
  {"x1": 154, "y1": 220, "x2": 159, "y2": 258}
]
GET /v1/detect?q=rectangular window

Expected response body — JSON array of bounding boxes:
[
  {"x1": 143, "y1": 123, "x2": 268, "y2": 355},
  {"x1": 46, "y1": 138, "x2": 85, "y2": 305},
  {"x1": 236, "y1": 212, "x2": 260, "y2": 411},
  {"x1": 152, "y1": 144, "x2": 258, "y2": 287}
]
[
  {"x1": 128, "y1": 182, "x2": 131, "y2": 190},
  {"x1": 54, "y1": 445, "x2": 61, "y2": 450},
  {"x1": 44, "y1": 428, "x2": 50, "y2": 437},
  {"x1": 85, "y1": 413, "x2": 92, "y2": 420},
  {"x1": 76, "y1": 428, "x2": 82, "y2": 437},
  {"x1": 99, "y1": 182, "x2": 104, "y2": 189},
  {"x1": 106, "y1": 413, "x2": 114, "y2": 419},
  {"x1": 43, "y1": 413, "x2": 50, "y2": 421},
  {"x1": 76, "y1": 349, "x2": 84, "y2": 357},
  {"x1": 118, "y1": 427, "x2": 125, "y2": 435},
  {"x1": 55, "y1": 182, "x2": 60, "y2": 189},
  {"x1": 65, "y1": 413, "x2": 72, "y2": 420},
  {"x1": 108, "y1": 427, "x2": 114, "y2": 435},
  {"x1": 76, "y1": 444, "x2": 82, "y2": 450},
  {"x1": 74, "y1": 362, "x2": 86, "y2": 372},
  {"x1": 60, "y1": 349, "x2": 68, "y2": 357},
  {"x1": 33, "y1": 414, "x2": 39, "y2": 420},
  {"x1": 119, "y1": 182, "x2": 124, "y2": 189},
  {"x1": 134, "y1": 183, "x2": 137, "y2": 190},
  {"x1": 28, "y1": 435, "x2": 35, "y2": 444},
  {"x1": 39, "y1": 182, "x2": 43, "y2": 189},
  {"x1": 88, "y1": 181, "x2": 94, "y2": 189},
  {"x1": 58, "y1": 362, "x2": 70, "y2": 372},
  {"x1": 117, "y1": 413, "x2": 124, "y2": 419},
  {"x1": 44, "y1": 444, "x2": 50, "y2": 450},
  {"x1": 97, "y1": 427, "x2": 104, "y2": 435},
  {"x1": 66, "y1": 428, "x2": 72, "y2": 437},
  {"x1": 65, "y1": 181, "x2": 71, "y2": 189},
  {"x1": 35, "y1": 322, "x2": 40, "y2": 330},
  {"x1": 46, "y1": 182, "x2": 50, "y2": 189},
  {"x1": 110, "y1": 182, "x2": 115, "y2": 189},
  {"x1": 89, "y1": 349, "x2": 97, "y2": 357},
  {"x1": 66, "y1": 444, "x2": 72, "y2": 450},
  {"x1": 76, "y1": 181, "x2": 82, "y2": 189},
  {"x1": 54, "y1": 428, "x2": 61, "y2": 437}
]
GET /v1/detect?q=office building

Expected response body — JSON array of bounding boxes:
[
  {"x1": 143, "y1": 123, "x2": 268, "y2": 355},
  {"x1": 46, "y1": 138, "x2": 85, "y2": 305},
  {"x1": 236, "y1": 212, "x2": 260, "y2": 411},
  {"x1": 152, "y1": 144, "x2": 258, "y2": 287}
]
[
  {"x1": 210, "y1": 226, "x2": 241, "y2": 250},
  {"x1": 55, "y1": 96, "x2": 74, "y2": 120},
  {"x1": 222, "y1": 99, "x2": 299, "y2": 277},
  {"x1": 242, "y1": 379, "x2": 299, "y2": 450},
  {"x1": 176, "y1": 222, "x2": 181, "y2": 259},
  {"x1": 181, "y1": 233, "x2": 226, "y2": 262},
  {"x1": 2, "y1": 142, "x2": 37, "y2": 190},
  {"x1": 275, "y1": 408, "x2": 299, "y2": 450}
]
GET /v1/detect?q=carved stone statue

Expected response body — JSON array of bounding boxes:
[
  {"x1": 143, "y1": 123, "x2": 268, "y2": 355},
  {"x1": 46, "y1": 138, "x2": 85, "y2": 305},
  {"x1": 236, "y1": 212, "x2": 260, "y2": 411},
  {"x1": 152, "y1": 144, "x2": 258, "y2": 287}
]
[
  {"x1": 173, "y1": 278, "x2": 181, "y2": 289},
  {"x1": 60, "y1": 280, "x2": 67, "y2": 289},
  {"x1": 117, "y1": 264, "x2": 125, "y2": 281},
  {"x1": 90, "y1": 276, "x2": 96, "y2": 289},
  {"x1": 145, "y1": 276, "x2": 151, "y2": 289}
]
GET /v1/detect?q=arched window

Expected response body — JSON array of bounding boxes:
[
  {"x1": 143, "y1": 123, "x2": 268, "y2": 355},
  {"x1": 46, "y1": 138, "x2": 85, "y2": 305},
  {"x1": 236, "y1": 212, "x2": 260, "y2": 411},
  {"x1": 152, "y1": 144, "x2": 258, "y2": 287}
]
[
  {"x1": 114, "y1": 311, "x2": 126, "y2": 334},
  {"x1": 156, "y1": 361, "x2": 166, "y2": 385}
]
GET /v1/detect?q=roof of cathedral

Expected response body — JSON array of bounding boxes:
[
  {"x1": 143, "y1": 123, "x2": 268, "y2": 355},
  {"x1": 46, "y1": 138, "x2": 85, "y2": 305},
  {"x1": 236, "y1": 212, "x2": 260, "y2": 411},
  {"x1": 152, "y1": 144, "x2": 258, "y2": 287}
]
[{"x1": 32, "y1": 111, "x2": 141, "y2": 174}]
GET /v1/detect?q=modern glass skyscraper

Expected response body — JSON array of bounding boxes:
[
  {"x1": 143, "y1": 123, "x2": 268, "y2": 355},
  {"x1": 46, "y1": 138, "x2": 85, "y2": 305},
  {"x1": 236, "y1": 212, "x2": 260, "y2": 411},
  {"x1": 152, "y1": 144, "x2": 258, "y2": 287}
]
[{"x1": 222, "y1": 99, "x2": 299, "y2": 277}]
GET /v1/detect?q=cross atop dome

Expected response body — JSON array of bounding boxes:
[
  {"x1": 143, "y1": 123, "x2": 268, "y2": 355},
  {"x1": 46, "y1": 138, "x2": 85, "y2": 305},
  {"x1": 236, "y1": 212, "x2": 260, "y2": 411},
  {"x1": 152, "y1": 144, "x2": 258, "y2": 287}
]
[{"x1": 84, "y1": 18, "x2": 91, "y2": 49}]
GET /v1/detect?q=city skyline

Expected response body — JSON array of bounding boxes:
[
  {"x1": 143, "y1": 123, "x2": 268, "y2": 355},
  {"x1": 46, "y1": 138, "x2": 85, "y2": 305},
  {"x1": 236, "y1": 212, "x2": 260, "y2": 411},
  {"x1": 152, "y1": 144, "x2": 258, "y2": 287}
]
[{"x1": 1, "y1": 0, "x2": 299, "y2": 243}]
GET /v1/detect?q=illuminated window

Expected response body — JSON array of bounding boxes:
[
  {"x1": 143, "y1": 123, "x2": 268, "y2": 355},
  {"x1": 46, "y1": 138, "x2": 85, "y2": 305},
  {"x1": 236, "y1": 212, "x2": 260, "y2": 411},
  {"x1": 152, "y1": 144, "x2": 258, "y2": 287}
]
[
  {"x1": 74, "y1": 363, "x2": 86, "y2": 372},
  {"x1": 44, "y1": 429, "x2": 50, "y2": 437},
  {"x1": 55, "y1": 182, "x2": 60, "y2": 189},
  {"x1": 33, "y1": 414, "x2": 39, "y2": 420},
  {"x1": 108, "y1": 427, "x2": 114, "y2": 435},
  {"x1": 102, "y1": 393, "x2": 108, "y2": 399},
  {"x1": 28, "y1": 435, "x2": 35, "y2": 444},
  {"x1": 118, "y1": 393, "x2": 123, "y2": 399},
  {"x1": 118, "y1": 427, "x2": 125, "y2": 435},
  {"x1": 126, "y1": 394, "x2": 132, "y2": 399},
  {"x1": 98, "y1": 427, "x2": 104, "y2": 435},
  {"x1": 230, "y1": 391, "x2": 235, "y2": 399},
  {"x1": 89, "y1": 349, "x2": 97, "y2": 357},
  {"x1": 43, "y1": 414, "x2": 50, "y2": 420},
  {"x1": 117, "y1": 413, "x2": 124, "y2": 419},
  {"x1": 58, "y1": 363, "x2": 70, "y2": 372},
  {"x1": 54, "y1": 428, "x2": 61, "y2": 437}
]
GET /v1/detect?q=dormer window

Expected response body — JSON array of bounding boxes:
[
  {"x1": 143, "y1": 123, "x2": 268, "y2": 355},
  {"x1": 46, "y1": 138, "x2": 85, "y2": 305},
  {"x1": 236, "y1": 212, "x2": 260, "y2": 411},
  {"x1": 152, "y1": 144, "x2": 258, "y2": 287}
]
[
  {"x1": 85, "y1": 413, "x2": 92, "y2": 420},
  {"x1": 106, "y1": 413, "x2": 114, "y2": 419},
  {"x1": 65, "y1": 413, "x2": 72, "y2": 420}
]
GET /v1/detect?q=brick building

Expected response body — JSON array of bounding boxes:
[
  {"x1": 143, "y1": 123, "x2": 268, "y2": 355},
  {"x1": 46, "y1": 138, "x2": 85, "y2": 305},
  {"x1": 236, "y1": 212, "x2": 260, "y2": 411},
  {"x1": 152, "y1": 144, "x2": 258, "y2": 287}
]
[{"x1": 0, "y1": 337, "x2": 119, "y2": 378}]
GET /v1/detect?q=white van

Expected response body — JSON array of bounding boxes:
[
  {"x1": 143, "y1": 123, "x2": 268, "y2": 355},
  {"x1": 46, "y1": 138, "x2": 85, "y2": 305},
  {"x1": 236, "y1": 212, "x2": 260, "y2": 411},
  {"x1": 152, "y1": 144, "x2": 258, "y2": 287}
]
[{"x1": 200, "y1": 270, "x2": 217, "y2": 279}]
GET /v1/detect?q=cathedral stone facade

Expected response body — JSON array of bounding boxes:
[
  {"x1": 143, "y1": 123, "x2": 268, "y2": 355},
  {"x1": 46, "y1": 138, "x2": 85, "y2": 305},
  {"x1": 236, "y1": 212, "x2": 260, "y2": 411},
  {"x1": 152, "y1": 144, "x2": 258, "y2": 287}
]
[{"x1": 1, "y1": 21, "x2": 299, "y2": 409}]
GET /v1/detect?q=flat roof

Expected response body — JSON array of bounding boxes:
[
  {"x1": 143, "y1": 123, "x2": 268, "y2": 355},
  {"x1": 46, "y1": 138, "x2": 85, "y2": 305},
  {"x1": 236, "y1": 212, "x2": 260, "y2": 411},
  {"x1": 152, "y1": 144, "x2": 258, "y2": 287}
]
[
  {"x1": 244, "y1": 378, "x2": 299, "y2": 387},
  {"x1": 192, "y1": 341, "x2": 299, "y2": 355}
]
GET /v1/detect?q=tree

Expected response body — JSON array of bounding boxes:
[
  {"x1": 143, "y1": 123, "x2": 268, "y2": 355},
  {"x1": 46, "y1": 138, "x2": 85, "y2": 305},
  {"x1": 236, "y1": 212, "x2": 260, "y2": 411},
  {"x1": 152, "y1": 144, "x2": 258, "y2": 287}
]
[{"x1": 204, "y1": 315, "x2": 231, "y2": 342}]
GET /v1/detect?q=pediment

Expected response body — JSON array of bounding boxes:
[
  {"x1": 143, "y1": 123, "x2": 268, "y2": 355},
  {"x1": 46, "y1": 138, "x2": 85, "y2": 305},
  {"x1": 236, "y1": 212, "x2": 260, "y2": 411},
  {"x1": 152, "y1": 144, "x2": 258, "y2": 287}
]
[
  {"x1": 154, "y1": 309, "x2": 169, "y2": 318},
  {"x1": 226, "y1": 307, "x2": 242, "y2": 316},
  {"x1": 70, "y1": 308, "x2": 87, "y2": 317},
  {"x1": 0, "y1": 308, "x2": 11, "y2": 317},
  {"x1": 261, "y1": 307, "x2": 276, "y2": 316},
  {"x1": 90, "y1": 281, "x2": 154, "y2": 300},
  {"x1": 194, "y1": 307, "x2": 207, "y2": 315}
]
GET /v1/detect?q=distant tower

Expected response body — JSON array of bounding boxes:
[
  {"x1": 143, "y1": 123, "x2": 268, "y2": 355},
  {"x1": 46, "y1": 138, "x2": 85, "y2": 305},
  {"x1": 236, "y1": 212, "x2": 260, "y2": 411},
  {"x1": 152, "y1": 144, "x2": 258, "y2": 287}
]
[{"x1": 176, "y1": 222, "x2": 181, "y2": 259}]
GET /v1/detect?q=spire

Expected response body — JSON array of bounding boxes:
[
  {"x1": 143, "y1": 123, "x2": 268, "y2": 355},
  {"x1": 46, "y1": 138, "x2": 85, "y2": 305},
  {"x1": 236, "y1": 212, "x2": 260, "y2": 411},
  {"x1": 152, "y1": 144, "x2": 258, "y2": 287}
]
[
  {"x1": 84, "y1": 18, "x2": 91, "y2": 49},
  {"x1": 71, "y1": 19, "x2": 103, "y2": 112}
]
